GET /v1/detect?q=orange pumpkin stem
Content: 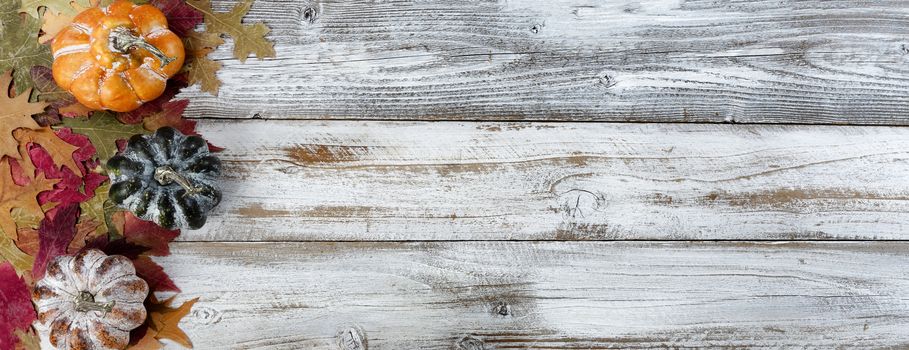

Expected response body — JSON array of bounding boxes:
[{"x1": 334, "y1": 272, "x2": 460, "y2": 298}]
[{"x1": 109, "y1": 27, "x2": 175, "y2": 67}]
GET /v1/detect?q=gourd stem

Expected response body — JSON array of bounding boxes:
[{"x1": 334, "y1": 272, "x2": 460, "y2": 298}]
[
  {"x1": 74, "y1": 291, "x2": 114, "y2": 313},
  {"x1": 154, "y1": 165, "x2": 201, "y2": 195},
  {"x1": 109, "y1": 27, "x2": 175, "y2": 67}
]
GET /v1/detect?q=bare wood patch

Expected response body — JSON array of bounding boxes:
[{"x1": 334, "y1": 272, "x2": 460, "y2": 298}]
[
  {"x1": 156, "y1": 241, "x2": 909, "y2": 349},
  {"x1": 189, "y1": 120, "x2": 909, "y2": 241}
]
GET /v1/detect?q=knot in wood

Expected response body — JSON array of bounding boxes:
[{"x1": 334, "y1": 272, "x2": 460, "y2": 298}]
[
  {"x1": 456, "y1": 335, "x2": 487, "y2": 350},
  {"x1": 337, "y1": 326, "x2": 367, "y2": 350}
]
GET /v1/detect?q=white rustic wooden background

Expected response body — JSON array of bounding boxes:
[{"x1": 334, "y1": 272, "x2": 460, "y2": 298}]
[{"x1": 159, "y1": 0, "x2": 909, "y2": 348}]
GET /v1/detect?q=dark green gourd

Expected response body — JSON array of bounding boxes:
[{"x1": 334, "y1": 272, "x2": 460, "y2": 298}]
[{"x1": 108, "y1": 127, "x2": 221, "y2": 229}]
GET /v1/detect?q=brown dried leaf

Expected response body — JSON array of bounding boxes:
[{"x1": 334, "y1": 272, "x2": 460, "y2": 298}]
[
  {"x1": 187, "y1": 0, "x2": 275, "y2": 62},
  {"x1": 148, "y1": 297, "x2": 198, "y2": 348},
  {"x1": 0, "y1": 71, "x2": 46, "y2": 160},
  {"x1": 14, "y1": 127, "x2": 81, "y2": 176}
]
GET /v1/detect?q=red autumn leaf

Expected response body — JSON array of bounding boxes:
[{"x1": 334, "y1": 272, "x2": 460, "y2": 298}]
[
  {"x1": 121, "y1": 213, "x2": 180, "y2": 257},
  {"x1": 133, "y1": 256, "x2": 180, "y2": 293},
  {"x1": 31, "y1": 128, "x2": 106, "y2": 206},
  {"x1": 31, "y1": 203, "x2": 79, "y2": 280},
  {"x1": 150, "y1": 0, "x2": 203, "y2": 37},
  {"x1": 144, "y1": 99, "x2": 196, "y2": 136},
  {"x1": 98, "y1": 238, "x2": 150, "y2": 260},
  {"x1": 0, "y1": 262, "x2": 36, "y2": 350}
]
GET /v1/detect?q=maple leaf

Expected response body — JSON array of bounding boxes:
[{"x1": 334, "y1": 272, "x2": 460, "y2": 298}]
[
  {"x1": 150, "y1": 0, "x2": 202, "y2": 37},
  {"x1": 117, "y1": 212, "x2": 180, "y2": 256},
  {"x1": 0, "y1": 262, "x2": 37, "y2": 350},
  {"x1": 57, "y1": 112, "x2": 147, "y2": 166},
  {"x1": 27, "y1": 128, "x2": 109, "y2": 209},
  {"x1": 0, "y1": 157, "x2": 57, "y2": 241},
  {"x1": 148, "y1": 296, "x2": 197, "y2": 348},
  {"x1": 31, "y1": 202, "x2": 79, "y2": 280},
  {"x1": 78, "y1": 181, "x2": 115, "y2": 237},
  {"x1": 1, "y1": 71, "x2": 46, "y2": 160},
  {"x1": 143, "y1": 100, "x2": 197, "y2": 135},
  {"x1": 0, "y1": 2, "x2": 53, "y2": 94},
  {"x1": 66, "y1": 218, "x2": 102, "y2": 253},
  {"x1": 187, "y1": 0, "x2": 275, "y2": 62}
]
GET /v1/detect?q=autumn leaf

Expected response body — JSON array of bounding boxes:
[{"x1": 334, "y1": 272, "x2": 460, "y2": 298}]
[
  {"x1": 133, "y1": 256, "x2": 179, "y2": 292},
  {"x1": 150, "y1": 0, "x2": 202, "y2": 37},
  {"x1": 0, "y1": 262, "x2": 37, "y2": 350},
  {"x1": 143, "y1": 100, "x2": 196, "y2": 135},
  {"x1": 1, "y1": 71, "x2": 47, "y2": 160},
  {"x1": 37, "y1": 0, "x2": 97, "y2": 44},
  {"x1": 66, "y1": 218, "x2": 102, "y2": 253},
  {"x1": 19, "y1": 0, "x2": 90, "y2": 19},
  {"x1": 0, "y1": 235, "x2": 33, "y2": 275},
  {"x1": 187, "y1": 0, "x2": 275, "y2": 62},
  {"x1": 0, "y1": 1, "x2": 53, "y2": 94},
  {"x1": 119, "y1": 212, "x2": 180, "y2": 256},
  {"x1": 182, "y1": 31, "x2": 223, "y2": 95},
  {"x1": 148, "y1": 296, "x2": 197, "y2": 348},
  {"x1": 0, "y1": 156, "x2": 57, "y2": 241},
  {"x1": 79, "y1": 181, "x2": 115, "y2": 237},
  {"x1": 57, "y1": 112, "x2": 147, "y2": 166},
  {"x1": 13, "y1": 328, "x2": 40, "y2": 350},
  {"x1": 31, "y1": 203, "x2": 79, "y2": 280},
  {"x1": 14, "y1": 127, "x2": 80, "y2": 176}
]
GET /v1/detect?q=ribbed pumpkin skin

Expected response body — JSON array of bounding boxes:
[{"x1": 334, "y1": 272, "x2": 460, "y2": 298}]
[
  {"x1": 51, "y1": 0, "x2": 184, "y2": 112},
  {"x1": 33, "y1": 249, "x2": 149, "y2": 350},
  {"x1": 108, "y1": 127, "x2": 222, "y2": 229}
]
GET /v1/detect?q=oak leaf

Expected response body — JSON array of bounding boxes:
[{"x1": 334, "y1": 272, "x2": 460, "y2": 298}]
[
  {"x1": 19, "y1": 0, "x2": 90, "y2": 19},
  {"x1": 0, "y1": 2, "x2": 53, "y2": 94},
  {"x1": 0, "y1": 156, "x2": 57, "y2": 241},
  {"x1": 182, "y1": 31, "x2": 224, "y2": 95},
  {"x1": 0, "y1": 235, "x2": 33, "y2": 276},
  {"x1": 14, "y1": 127, "x2": 80, "y2": 176},
  {"x1": 187, "y1": 0, "x2": 275, "y2": 62},
  {"x1": 0, "y1": 262, "x2": 36, "y2": 350},
  {"x1": 0, "y1": 71, "x2": 46, "y2": 160}
]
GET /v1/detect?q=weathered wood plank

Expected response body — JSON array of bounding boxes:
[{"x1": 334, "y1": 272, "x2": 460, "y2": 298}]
[
  {"x1": 186, "y1": 119, "x2": 909, "y2": 241},
  {"x1": 145, "y1": 241, "x2": 909, "y2": 349},
  {"x1": 179, "y1": 0, "x2": 909, "y2": 124}
]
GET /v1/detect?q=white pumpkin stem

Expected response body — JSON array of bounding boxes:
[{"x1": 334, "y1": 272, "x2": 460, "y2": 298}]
[
  {"x1": 155, "y1": 165, "x2": 202, "y2": 195},
  {"x1": 74, "y1": 291, "x2": 115, "y2": 313},
  {"x1": 109, "y1": 27, "x2": 175, "y2": 67}
]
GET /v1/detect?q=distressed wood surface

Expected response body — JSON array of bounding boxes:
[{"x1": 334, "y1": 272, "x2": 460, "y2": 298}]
[
  {"x1": 148, "y1": 241, "x2": 909, "y2": 349},
  {"x1": 178, "y1": 0, "x2": 909, "y2": 124},
  {"x1": 184, "y1": 119, "x2": 909, "y2": 241}
]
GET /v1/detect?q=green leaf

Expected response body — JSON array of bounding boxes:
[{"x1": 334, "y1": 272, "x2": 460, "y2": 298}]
[
  {"x1": 0, "y1": 233, "x2": 34, "y2": 275},
  {"x1": 79, "y1": 181, "x2": 119, "y2": 237},
  {"x1": 57, "y1": 112, "x2": 148, "y2": 167},
  {"x1": 0, "y1": 0, "x2": 53, "y2": 94}
]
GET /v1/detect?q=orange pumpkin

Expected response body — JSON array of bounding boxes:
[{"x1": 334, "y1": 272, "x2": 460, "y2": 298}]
[{"x1": 51, "y1": 0, "x2": 185, "y2": 112}]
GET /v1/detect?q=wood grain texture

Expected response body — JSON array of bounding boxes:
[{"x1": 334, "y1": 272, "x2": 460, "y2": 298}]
[
  {"x1": 178, "y1": 0, "x2": 909, "y2": 124},
  {"x1": 151, "y1": 241, "x2": 909, "y2": 349},
  {"x1": 185, "y1": 119, "x2": 909, "y2": 241}
]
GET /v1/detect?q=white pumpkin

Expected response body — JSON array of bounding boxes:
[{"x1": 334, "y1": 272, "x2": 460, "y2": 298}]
[{"x1": 33, "y1": 249, "x2": 149, "y2": 350}]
